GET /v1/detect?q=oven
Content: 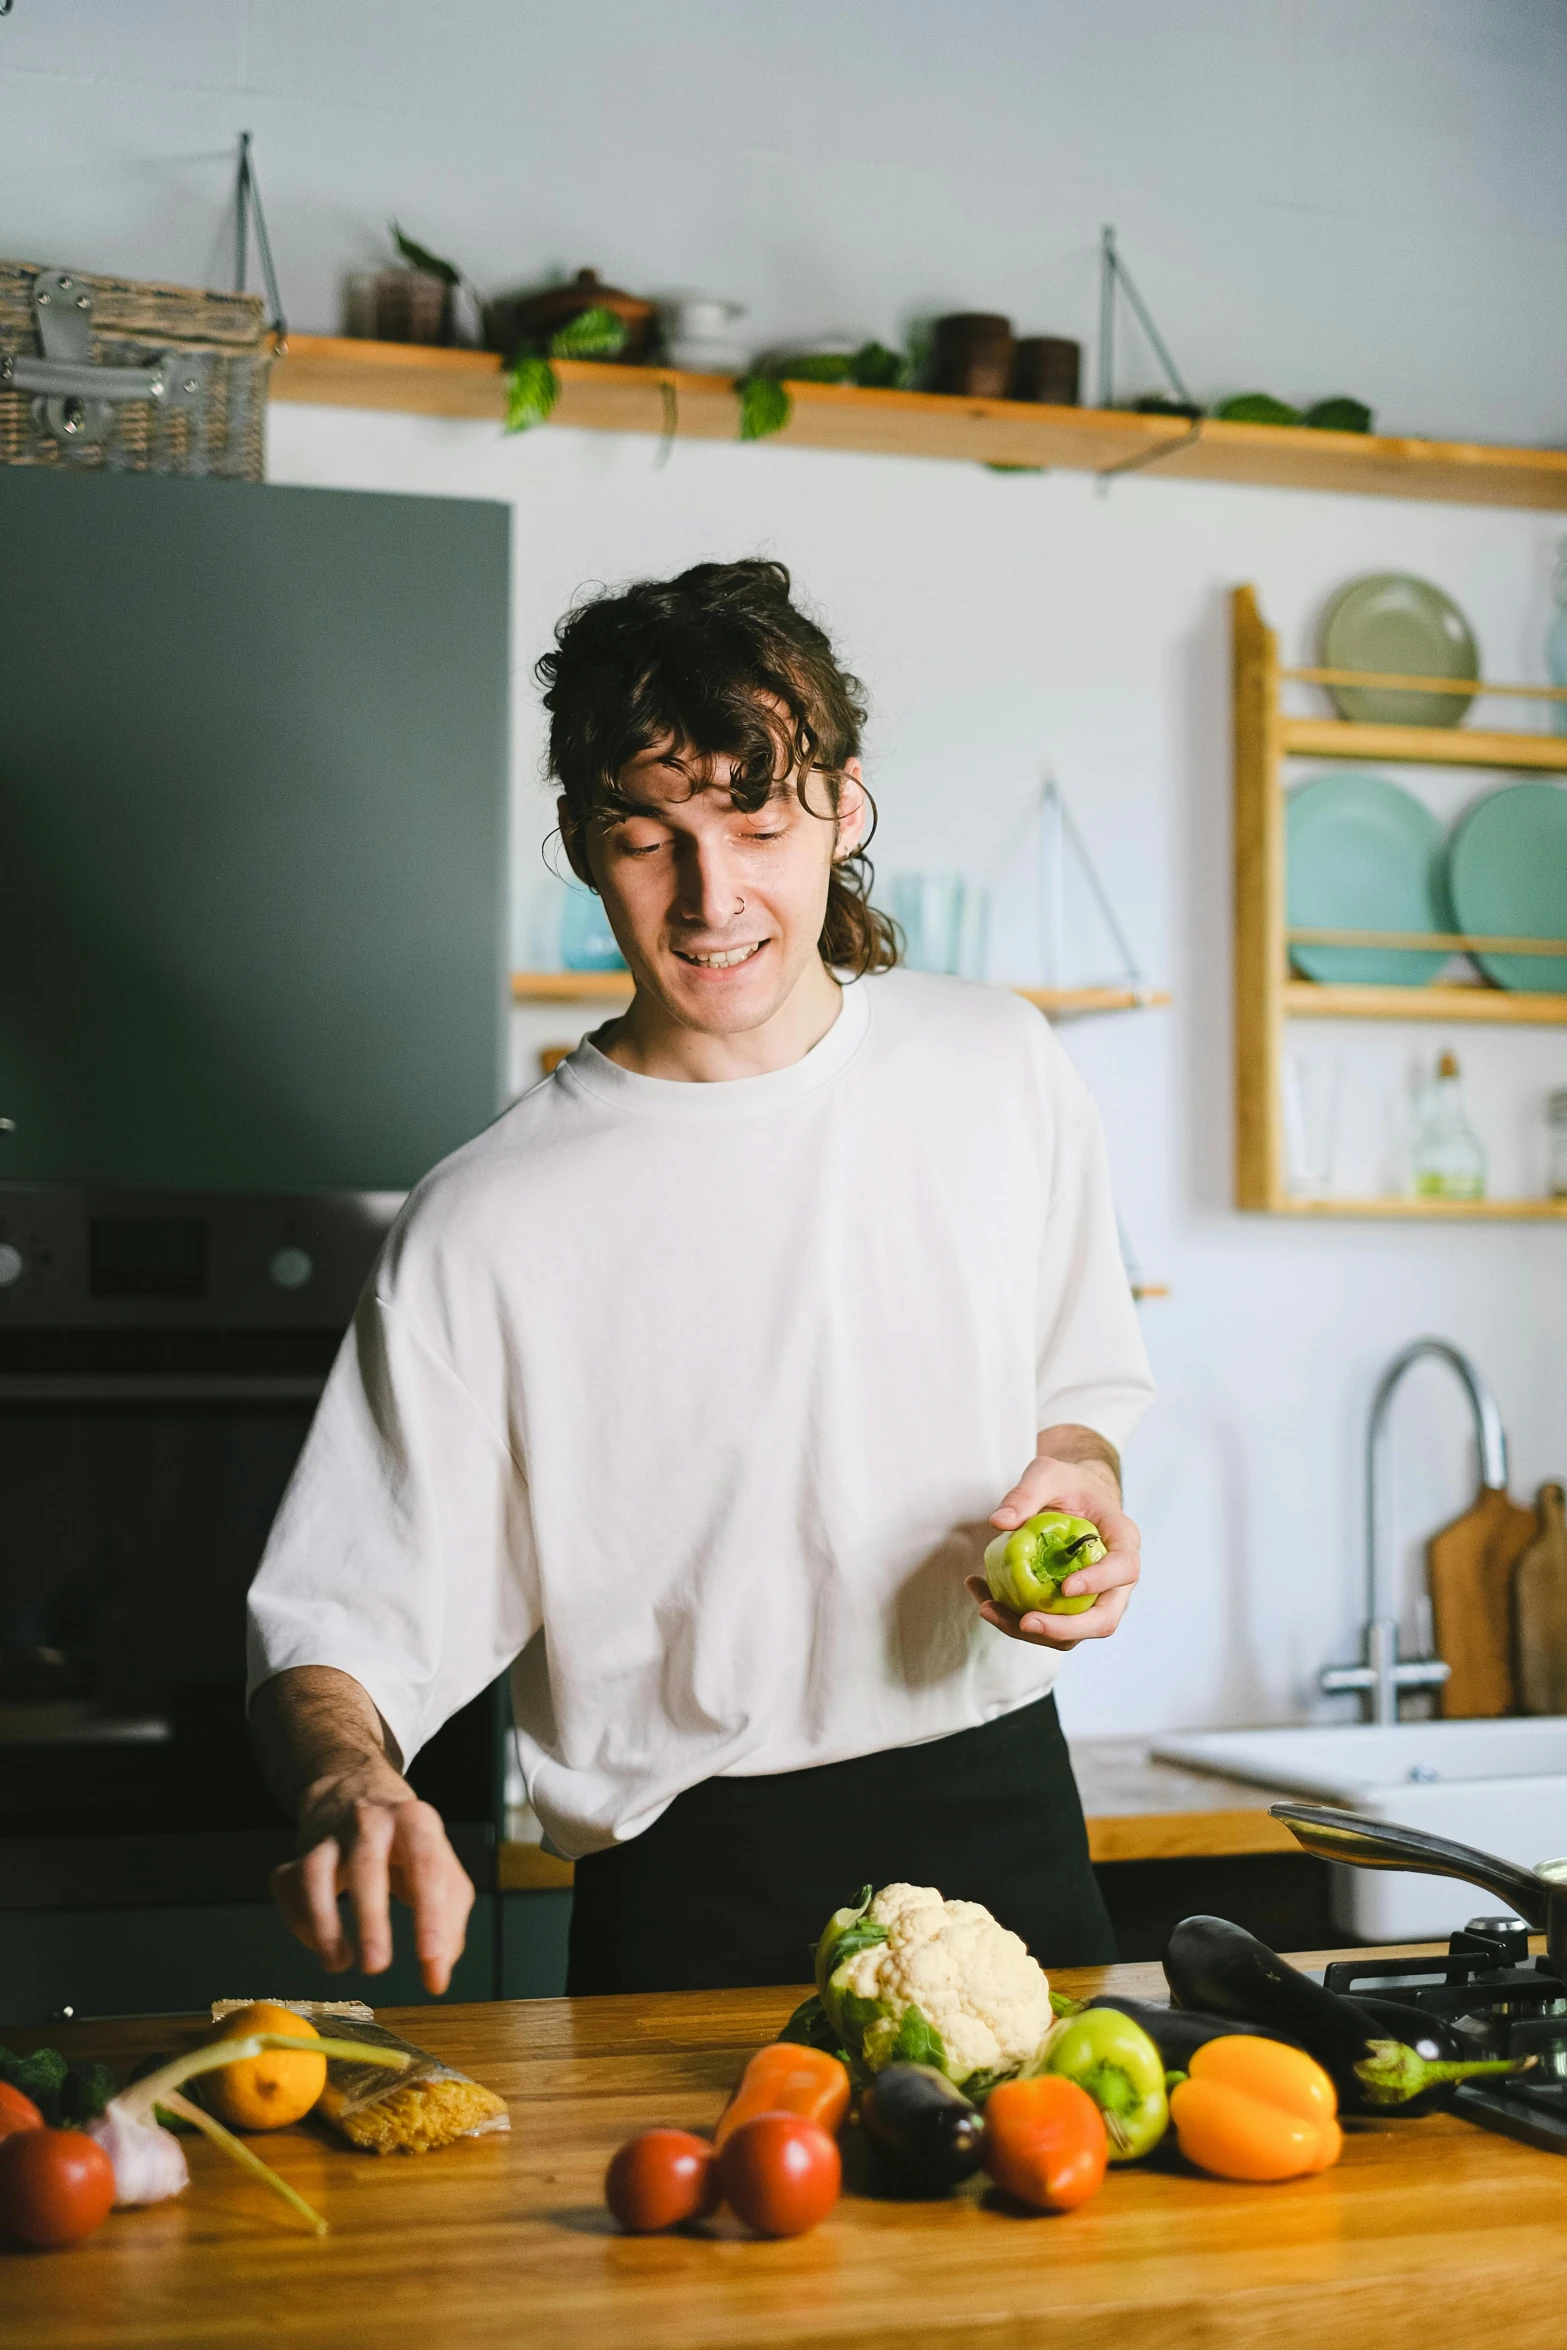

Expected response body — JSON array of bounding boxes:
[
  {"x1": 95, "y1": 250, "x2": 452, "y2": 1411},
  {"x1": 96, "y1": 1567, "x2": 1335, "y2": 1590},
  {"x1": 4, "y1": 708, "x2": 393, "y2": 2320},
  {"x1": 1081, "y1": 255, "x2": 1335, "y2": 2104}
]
[{"x1": 0, "y1": 1186, "x2": 507, "y2": 2014}]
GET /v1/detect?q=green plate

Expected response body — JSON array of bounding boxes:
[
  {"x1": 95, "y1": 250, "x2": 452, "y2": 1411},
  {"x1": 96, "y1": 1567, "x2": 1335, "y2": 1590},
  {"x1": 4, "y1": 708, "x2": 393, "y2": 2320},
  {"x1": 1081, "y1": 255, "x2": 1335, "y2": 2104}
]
[
  {"x1": 1447, "y1": 782, "x2": 1567, "y2": 992},
  {"x1": 1319, "y1": 573, "x2": 1479, "y2": 726},
  {"x1": 1287, "y1": 771, "x2": 1451, "y2": 985}
]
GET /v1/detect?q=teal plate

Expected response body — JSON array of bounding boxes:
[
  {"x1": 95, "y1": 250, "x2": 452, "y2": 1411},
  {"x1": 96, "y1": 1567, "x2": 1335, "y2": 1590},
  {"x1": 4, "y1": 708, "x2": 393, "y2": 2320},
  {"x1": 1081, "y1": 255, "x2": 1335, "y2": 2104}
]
[
  {"x1": 1319, "y1": 573, "x2": 1479, "y2": 727},
  {"x1": 1287, "y1": 771, "x2": 1451, "y2": 984},
  {"x1": 1447, "y1": 781, "x2": 1567, "y2": 992}
]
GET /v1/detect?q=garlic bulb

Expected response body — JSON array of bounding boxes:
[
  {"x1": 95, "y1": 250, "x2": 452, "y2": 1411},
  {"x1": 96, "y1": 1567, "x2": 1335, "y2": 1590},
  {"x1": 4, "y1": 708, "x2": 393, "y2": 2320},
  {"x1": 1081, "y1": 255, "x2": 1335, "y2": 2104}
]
[{"x1": 86, "y1": 2104, "x2": 190, "y2": 2205}]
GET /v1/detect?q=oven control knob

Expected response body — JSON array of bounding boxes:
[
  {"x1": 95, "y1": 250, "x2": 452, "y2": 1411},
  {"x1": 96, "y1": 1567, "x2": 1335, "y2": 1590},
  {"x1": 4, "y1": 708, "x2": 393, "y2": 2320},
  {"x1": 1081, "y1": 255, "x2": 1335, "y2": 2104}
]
[
  {"x1": 0, "y1": 1242, "x2": 23, "y2": 1288},
  {"x1": 268, "y1": 1245, "x2": 314, "y2": 1292}
]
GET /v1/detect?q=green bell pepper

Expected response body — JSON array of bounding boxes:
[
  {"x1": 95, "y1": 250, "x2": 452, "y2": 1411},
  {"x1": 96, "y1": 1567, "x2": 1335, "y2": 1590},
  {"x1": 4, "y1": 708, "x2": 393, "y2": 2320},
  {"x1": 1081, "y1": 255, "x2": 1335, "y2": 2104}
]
[
  {"x1": 1025, "y1": 2006, "x2": 1169, "y2": 2161},
  {"x1": 983, "y1": 1511, "x2": 1106, "y2": 1616}
]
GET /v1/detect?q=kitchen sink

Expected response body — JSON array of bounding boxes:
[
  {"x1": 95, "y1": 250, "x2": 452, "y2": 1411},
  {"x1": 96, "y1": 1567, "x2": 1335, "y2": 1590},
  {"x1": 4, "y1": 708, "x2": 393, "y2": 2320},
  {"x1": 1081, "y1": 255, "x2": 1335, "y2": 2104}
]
[{"x1": 1152, "y1": 1719, "x2": 1567, "y2": 1943}]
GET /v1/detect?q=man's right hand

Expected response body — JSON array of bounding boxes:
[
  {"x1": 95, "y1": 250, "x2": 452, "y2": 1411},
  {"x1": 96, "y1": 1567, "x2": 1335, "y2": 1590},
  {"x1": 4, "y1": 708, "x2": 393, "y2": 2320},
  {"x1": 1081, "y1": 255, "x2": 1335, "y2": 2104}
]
[
  {"x1": 271, "y1": 1780, "x2": 475, "y2": 1996},
  {"x1": 251, "y1": 1665, "x2": 475, "y2": 1997}
]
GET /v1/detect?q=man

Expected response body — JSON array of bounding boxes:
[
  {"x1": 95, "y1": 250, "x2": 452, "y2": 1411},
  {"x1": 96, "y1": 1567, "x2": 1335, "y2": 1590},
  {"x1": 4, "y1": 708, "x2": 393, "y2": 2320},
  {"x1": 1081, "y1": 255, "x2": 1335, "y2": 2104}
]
[{"x1": 247, "y1": 558, "x2": 1154, "y2": 1998}]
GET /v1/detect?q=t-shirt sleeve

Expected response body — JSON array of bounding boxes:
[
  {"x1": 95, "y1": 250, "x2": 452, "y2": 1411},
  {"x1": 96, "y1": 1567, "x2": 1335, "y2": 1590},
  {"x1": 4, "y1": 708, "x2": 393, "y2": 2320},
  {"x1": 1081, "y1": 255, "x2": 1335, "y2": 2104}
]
[
  {"x1": 244, "y1": 1288, "x2": 540, "y2": 1772},
  {"x1": 1034, "y1": 1087, "x2": 1156, "y2": 1450}
]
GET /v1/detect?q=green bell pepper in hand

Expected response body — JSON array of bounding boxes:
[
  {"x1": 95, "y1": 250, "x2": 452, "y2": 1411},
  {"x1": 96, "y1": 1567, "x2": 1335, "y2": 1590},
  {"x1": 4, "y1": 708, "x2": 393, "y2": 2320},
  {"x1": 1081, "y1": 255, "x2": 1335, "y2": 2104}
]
[
  {"x1": 983, "y1": 1511, "x2": 1106, "y2": 1617},
  {"x1": 1025, "y1": 2006, "x2": 1168, "y2": 2161}
]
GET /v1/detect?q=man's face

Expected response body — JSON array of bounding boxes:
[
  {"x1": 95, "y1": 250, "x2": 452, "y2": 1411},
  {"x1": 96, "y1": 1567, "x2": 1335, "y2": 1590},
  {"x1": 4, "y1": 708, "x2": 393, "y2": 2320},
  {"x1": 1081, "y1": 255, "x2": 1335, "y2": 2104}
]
[{"x1": 564, "y1": 741, "x2": 866, "y2": 1035}]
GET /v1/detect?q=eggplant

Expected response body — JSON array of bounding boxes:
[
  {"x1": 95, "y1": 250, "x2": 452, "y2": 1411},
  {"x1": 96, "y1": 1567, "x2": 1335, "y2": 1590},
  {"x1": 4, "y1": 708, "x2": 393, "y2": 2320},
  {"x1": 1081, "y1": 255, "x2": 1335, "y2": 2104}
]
[
  {"x1": 858, "y1": 2063, "x2": 984, "y2": 2193},
  {"x1": 1164, "y1": 1915, "x2": 1526, "y2": 2114},
  {"x1": 1085, "y1": 1994, "x2": 1303, "y2": 2070},
  {"x1": 1349, "y1": 1995, "x2": 1486, "y2": 2119}
]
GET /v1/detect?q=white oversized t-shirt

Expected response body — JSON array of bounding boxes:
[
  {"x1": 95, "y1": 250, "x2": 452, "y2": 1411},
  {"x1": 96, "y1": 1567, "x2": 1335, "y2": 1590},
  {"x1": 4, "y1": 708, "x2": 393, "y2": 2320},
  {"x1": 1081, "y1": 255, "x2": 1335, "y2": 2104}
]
[{"x1": 247, "y1": 969, "x2": 1154, "y2": 1858}]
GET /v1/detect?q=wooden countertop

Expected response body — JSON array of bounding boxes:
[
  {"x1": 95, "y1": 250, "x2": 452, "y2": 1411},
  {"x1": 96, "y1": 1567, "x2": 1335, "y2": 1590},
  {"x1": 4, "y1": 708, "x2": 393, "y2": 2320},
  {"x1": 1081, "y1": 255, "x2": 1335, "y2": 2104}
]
[
  {"x1": 1071, "y1": 1738, "x2": 1303, "y2": 1863},
  {"x1": 500, "y1": 1740, "x2": 1303, "y2": 1887},
  {"x1": 10, "y1": 1957, "x2": 1567, "y2": 2350}
]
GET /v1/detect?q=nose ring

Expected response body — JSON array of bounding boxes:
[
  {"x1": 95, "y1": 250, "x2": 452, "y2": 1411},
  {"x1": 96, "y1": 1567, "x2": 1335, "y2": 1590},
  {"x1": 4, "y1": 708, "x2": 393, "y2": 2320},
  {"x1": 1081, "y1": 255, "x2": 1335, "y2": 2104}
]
[{"x1": 735, "y1": 896, "x2": 746, "y2": 915}]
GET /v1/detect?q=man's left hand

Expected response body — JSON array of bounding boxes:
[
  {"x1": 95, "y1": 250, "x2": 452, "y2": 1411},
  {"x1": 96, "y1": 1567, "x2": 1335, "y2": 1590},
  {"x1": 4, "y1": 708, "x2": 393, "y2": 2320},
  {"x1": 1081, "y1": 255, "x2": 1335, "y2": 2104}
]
[{"x1": 965, "y1": 1446, "x2": 1141, "y2": 1651}]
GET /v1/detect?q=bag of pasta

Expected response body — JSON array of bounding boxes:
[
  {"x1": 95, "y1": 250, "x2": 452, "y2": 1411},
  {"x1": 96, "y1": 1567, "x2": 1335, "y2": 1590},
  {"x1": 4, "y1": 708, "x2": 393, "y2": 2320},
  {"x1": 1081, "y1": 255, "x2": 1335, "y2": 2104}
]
[{"x1": 211, "y1": 1999, "x2": 509, "y2": 2155}]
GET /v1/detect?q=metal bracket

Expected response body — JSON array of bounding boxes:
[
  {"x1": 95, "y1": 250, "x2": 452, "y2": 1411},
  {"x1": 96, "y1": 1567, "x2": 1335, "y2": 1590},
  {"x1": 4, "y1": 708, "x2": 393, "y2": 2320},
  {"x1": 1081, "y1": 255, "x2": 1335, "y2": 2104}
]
[
  {"x1": 0, "y1": 270, "x2": 210, "y2": 454},
  {"x1": 1036, "y1": 775, "x2": 1148, "y2": 994},
  {"x1": 234, "y1": 131, "x2": 287, "y2": 344},
  {"x1": 1094, "y1": 227, "x2": 1203, "y2": 486},
  {"x1": 1097, "y1": 227, "x2": 1196, "y2": 412}
]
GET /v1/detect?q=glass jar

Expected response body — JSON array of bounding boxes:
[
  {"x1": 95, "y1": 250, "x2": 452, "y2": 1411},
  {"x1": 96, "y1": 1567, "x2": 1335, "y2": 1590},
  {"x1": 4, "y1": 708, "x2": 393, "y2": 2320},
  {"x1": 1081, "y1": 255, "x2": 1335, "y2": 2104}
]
[{"x1": 1549, "y1": 1089, "x2": 1567, "y2": 1199}]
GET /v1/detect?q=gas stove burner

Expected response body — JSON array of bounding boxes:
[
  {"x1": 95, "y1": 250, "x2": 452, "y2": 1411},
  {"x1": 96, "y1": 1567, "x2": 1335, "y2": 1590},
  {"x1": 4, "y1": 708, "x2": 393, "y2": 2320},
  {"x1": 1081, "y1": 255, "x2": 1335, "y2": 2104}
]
[{"x1": 1325, "y1": 1915, "x2": 1567, "y2": 2155}]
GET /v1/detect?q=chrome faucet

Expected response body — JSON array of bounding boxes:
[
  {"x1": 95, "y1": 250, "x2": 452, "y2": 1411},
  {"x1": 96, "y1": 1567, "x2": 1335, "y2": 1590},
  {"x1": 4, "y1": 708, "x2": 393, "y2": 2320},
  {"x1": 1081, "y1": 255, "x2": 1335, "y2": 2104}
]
[{"x1": 1320, "y1": 1338, "x2": 1508, "y2": 1726}]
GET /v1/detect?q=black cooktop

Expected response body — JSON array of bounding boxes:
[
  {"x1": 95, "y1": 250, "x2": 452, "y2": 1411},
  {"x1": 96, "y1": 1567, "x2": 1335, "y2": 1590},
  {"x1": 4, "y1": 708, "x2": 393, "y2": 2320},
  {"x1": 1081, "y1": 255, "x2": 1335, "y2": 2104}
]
[{"x1": 1324, "y1": 1919, "x2": 1567, "y2": 2155}]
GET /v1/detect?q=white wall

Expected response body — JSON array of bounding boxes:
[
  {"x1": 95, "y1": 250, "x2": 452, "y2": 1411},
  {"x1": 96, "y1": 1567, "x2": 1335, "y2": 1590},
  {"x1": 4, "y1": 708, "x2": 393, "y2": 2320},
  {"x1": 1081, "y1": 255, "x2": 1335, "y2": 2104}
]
[{"x1": 5, "y1": 2, "x2": 1567, "y2": 1738}]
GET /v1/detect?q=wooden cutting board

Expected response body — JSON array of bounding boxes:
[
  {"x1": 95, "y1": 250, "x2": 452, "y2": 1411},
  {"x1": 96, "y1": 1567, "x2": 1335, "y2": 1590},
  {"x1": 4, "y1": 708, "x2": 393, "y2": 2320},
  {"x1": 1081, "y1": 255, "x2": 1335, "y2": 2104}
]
[
  {"x1": 1514, "y1": 1483, "x2": 1567, "y2": 1715},
  {"x1": 1427, "y1": 1483, "x2": 1536, "y2": 1716}
]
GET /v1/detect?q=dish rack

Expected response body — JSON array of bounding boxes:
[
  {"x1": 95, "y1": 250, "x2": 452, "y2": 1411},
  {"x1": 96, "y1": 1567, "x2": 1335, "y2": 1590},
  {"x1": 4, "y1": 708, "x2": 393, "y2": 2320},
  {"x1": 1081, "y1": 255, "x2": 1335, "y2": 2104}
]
[{"x1": 1232, "y1": 583, "x2": 1567, "y2": 1221}]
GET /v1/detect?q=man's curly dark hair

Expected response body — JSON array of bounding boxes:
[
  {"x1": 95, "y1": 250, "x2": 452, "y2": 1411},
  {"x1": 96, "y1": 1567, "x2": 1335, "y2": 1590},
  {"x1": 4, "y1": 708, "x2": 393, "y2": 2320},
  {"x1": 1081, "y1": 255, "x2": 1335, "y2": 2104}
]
[{"x1": 536, "y1": 558, "x2": 899, "y2": 977}]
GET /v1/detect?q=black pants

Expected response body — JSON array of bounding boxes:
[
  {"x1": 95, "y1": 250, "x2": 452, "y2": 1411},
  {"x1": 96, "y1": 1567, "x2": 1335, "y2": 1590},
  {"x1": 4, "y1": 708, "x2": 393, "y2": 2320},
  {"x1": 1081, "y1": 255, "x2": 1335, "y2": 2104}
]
[{"x1": 565, "y1": 1693, "x2": 1115, "y2": 1995}]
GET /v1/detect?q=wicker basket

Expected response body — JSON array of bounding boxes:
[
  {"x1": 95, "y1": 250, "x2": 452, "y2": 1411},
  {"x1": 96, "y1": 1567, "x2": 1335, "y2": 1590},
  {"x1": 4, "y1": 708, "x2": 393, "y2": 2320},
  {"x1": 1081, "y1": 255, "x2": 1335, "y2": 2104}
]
[{"x1": 0, "y1": 261, "x2": 274, "y2": 478}]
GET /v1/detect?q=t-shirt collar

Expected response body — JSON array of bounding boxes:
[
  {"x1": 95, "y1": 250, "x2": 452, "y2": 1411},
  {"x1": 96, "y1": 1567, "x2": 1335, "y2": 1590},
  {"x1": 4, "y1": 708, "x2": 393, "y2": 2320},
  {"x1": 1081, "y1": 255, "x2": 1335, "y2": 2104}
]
[{"x1": 561, "y1": 973, "x2": 872, "y2": 1120}]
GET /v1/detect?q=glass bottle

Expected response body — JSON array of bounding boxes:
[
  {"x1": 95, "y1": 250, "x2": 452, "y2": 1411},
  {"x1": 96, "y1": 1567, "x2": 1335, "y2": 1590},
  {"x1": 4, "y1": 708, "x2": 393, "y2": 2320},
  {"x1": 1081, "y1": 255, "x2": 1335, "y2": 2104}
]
[
  {"x1": 1549, "y1": 540, "x2": 1567, "y2": 737},
  {"x1": 1549, "y1": 1089, "x2": 1567, "y2": 1199},
  {"x1": 1412, "y1": 1050, "x2": 1486, "y2": 1200}
]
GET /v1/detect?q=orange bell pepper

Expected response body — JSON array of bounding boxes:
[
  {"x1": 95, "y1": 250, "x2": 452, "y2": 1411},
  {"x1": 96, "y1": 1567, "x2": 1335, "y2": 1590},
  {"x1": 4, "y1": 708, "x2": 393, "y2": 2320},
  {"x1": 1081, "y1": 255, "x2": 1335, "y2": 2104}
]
[
  {"x1": 1169, "y1": 2034, "x2": 1342, "y2": 2181},
  {"x1": 981, "y1": 2074, "x2": 1108, "y2": 2211},
  {"x1": 712, "y1": 2043, "x2": 851, "y2": 2152}
]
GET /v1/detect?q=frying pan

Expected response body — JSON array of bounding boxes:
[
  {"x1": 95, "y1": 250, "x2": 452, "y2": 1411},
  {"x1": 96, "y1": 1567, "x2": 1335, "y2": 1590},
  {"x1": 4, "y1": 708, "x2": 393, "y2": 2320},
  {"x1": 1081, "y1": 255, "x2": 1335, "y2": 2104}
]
[{"x1": 1270, "y1": 1802, "x2": 1567, "y2": 1980}]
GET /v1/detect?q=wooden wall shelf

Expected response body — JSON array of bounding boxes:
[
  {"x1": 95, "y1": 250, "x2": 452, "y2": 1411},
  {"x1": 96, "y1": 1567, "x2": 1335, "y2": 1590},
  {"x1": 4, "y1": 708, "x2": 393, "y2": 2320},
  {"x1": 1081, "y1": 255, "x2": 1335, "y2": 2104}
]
[
  {"x1": 270, "y1": 338, "x2": 1567, "y2": 511},
  {"x1": 1283, "y1": 979, "x2": 1567, "y2": 1025},
  {"x1": 511, "y1": 970, "x2": 631, "y2": 1000},
  {"x1": 512, "y1": 972, "x2": 1170, "y2": 1017},
  {"x1": 1281, "y1": 715, "x2": 1567, "y2": 773},
  {"x1": 1012, "y1": 986, "x2": 1171, "y2": 1015},
  {"x1": 1274, "y1": 1196, "x2": 1567, "y2": 1221},
  {"x1": 1232, "y1": 583, "x2": 1567, "y2": 1217}
]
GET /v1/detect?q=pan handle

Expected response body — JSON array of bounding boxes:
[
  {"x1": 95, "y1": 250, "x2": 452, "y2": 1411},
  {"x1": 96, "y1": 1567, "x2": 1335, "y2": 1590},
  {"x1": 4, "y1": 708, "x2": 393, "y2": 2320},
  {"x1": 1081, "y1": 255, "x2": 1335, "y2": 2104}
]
[{"x1": 1269, "y1": 1801, "x2": 1552, "y2": 1928}]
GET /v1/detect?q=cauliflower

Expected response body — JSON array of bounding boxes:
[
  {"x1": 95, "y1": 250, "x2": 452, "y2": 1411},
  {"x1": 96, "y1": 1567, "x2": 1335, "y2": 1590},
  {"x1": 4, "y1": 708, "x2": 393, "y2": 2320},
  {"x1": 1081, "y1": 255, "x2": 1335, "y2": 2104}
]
[{"x1": 814, "y1": 1882, "x2": 1053, "y2": 2092}]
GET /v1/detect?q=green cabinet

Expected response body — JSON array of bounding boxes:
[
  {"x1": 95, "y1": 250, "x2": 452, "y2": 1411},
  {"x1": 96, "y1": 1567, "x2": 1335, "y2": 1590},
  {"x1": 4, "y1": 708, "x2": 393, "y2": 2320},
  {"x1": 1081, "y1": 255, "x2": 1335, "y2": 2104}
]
[{"x1": 0, "y1": 469, "x2": 510, "y2": 1191}]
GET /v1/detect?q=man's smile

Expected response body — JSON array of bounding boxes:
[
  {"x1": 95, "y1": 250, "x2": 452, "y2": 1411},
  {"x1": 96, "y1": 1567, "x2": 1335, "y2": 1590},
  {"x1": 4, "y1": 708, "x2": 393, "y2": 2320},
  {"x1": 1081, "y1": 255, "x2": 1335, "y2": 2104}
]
[{"x1": 673, "y1": 940, "x2": 768, "y2": 969}]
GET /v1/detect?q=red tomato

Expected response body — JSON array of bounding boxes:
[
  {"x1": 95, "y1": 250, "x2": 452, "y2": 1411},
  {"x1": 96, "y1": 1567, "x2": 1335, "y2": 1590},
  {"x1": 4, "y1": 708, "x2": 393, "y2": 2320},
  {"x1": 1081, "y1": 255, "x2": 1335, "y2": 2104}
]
[
  {"x1": 0, "y1": 2083, "x2": 45, "y2": 2144},
  {"x1": 982, "y1": 2076, "x2": 1107, "y2": 2213},
  {"x1": 717, "y1": 2112, "x2": 841, "y2": 2238},
  {"x1": 0, "y1": 2127, "x2": 116, "y2": 2249},
  {"x1": 604, "y1": 2128, "x2": 717, "y2": 2233}
]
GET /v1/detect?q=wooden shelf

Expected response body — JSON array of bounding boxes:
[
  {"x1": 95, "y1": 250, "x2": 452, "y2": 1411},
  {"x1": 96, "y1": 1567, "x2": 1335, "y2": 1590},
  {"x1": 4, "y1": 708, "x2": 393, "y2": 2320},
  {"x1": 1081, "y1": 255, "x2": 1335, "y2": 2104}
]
[
  {"x1": 1014, "y1": 985, "x2": 1170, "y2": 1015},
  {"x1": 511, "y1": 970, "x2": 631, "y2": 1000},
  {"x1": 1282, "y1": 715, "x2": 1567, "y2": 772},
  {"x1": 511, "y1": 971, "x2": 1170, "y2": 1016},
  {"x1": 270, "y1": 338, "x2": 1567, "y2": 511},
  {"x1": 1285, "y1": 979, "x2": 1567, "y2": 1025},
  {"x1": 1270, "y1": 1196, "x2": 1567, "y2": 1221},
  {"x1": 1232, "y1": 583, "x2": 1567, "y2": 1213},
  {"x1": 1283, "y1": 664, "x2": 1567, "y2": 706}
]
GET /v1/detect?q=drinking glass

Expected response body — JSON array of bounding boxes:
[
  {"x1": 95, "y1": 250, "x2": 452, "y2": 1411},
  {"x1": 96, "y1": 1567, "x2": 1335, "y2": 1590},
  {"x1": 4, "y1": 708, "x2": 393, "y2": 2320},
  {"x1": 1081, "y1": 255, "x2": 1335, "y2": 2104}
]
[
  {"x1": 559, "y1": 879, "x2": 627, "y2": 972},
  {"x1": 891, "y1": 874, "x2": 986, "y2": 976},
  {"x1": 1282, "y1": 1051, "x2": 1342, "y2": 1197}
]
